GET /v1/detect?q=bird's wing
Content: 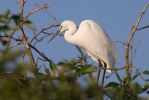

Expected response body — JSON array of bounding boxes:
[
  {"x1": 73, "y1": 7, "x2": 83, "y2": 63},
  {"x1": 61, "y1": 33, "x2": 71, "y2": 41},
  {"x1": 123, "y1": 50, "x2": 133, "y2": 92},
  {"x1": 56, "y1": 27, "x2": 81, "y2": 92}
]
[{"x1": 79, "y1": 20, "x2": 117, "y2": 70}]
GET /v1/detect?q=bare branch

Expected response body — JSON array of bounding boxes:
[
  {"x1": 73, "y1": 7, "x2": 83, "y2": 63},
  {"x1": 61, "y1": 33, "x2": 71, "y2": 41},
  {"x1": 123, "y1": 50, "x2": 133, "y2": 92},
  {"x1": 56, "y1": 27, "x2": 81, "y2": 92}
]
[
  {"x1": 6, "y1": 30, "x2": 16, "y2": 49},
  {"x1": 128, "y1": 2, "x2": 149, "y2": 45},
  {"x1": 33, "y1": 34, "x2": 49, "y2": 46},
  {"x1": 0, "y1": 35, "x2": 22, "y2": 42},
  {"x1": 20, "y1": 50, "x2": 27, "y2": 80},
  {"x1": 30, "y1": 24, "x2": 59, "y2": 43},
  {"x1": 130, "y1": 67, "x2": 149, "y2": 85},
  {"x1": 24, "y1": 4, "x2": 50, "y2": 18},
  {"x1": 35, "y1": 3, "x2": 59, "y2": 24},
  {"x1": 113, "y1": 39, "x2": 127, "y2": 45},
  {"x1": 133, "y1": 41, "x2": 141, "y2": 62},
  {"x1": 137, "y1": 25, "x2": 149, "y2": 31},
  {"x1": 9, "y1": 42, "x2": 22, "y2": 49},
  {"x1": 97, "y1": 66, "x2": 125, "y2": 71},
  {"x1": 125, "y1": 2, "x2": 149, "y2": 83},
  {"x1": 28, "y1": 43, "x2": 51, "y2": 63},
  {"x1": 20, "y1": 0, "x2": 37, "y2": 74},
  {"x1": 106, "y1": 71, "x2": 117, "y2": 79}
]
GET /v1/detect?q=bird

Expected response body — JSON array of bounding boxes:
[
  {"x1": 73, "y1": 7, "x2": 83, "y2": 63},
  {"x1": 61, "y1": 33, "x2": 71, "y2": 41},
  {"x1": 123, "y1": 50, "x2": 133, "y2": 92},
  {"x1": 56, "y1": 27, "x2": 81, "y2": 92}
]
[{"x1": 48, "y1": 20, "x2": 118, "y2": 85}]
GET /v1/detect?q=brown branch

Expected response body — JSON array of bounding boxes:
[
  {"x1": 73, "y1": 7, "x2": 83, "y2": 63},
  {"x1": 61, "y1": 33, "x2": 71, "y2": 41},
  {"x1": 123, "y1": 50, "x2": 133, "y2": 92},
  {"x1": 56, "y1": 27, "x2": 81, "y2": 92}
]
[
  {"x1": 24, "y1": 4, "x2": 50, "y2": 18},
  {"x1": 28, "y1": 43, "x2": 51, "y2": 63},
  {"x1": 33, "y1": 34, "x2": 49, "y2": 46},
  {"x1": 20, "y1": 0, "x2": 37, "y2": 75},
  {"x1": 130, "y1": 67, "x2": 149, "y2": 85},
  {"x1": 113, "y1": 39, "x2": 127, "y2": 45},
  {"x1": 128, "y1": 2, "x2": 149, "y2": 45},
  {"x1": 95, "y1": 66, "x2": 125, "y2": 71},
  {"x1": 5, "y1": 30, "x2": 16, "y2": 50},
  {"x1": 35, "y1": 3, "x2": 59, "y2": 24},
  {"x1": 20, "y1": 50, "x2": 27, "y2": 80},
  {"x1": 9, "y1": 42, "x2": 22, "y2": 49},
  {"x1": 125, "y1": 2, "x2": 149, "y2": 84},
  {"x1": 133, "y1": 40, "x2": 141, "y2": 62},
  {"x1": 75, "y1": 45, "x2": 94, "y2": 81},
  {"x1": 137, "y1": 25, "x2": 149, "y2": 31},
  {"x1": 0, "y1": 35, "x2": 22, "y2": 42},
  {"x1": 30, "y1": 24, "x2": 59, "y2": 43}
]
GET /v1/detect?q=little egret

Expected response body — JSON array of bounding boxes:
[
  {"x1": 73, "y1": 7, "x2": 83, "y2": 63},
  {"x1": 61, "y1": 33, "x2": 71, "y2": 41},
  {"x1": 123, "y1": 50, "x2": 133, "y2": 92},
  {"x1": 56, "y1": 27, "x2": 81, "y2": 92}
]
[{"x1": 48, "y1": 20, "x2": 118, "y2": 85}]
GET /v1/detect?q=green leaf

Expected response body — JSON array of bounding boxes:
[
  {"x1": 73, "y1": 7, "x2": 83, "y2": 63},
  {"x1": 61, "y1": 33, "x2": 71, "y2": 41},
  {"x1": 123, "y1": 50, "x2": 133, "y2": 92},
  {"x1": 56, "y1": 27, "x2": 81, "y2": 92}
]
[
  {"x1": 4, "y1": 10, "x2": 10, "y2": 18},
  {"x1": 105, "y1": 82, "x2": 120, "y2": 88},
  {"x1": 143, "y1": 70, "x2": 149, "y2": 75},
  {"x1": 45, "y1": 68, "x2": 50, "y2": 75},
  {"x1": 57, "y1": 62, "x2": 66, "y2": 66},
  {"x1": 49, "y1": 59, "x2": 58, "y2": 75},
  {"x1": 25, "y1": 23, "x2": 36, "y2": 30},
  {"x1": 10, "y1": 25, "x2": 19, "y2": 30},
  {"x1": 144, "y1": 84, "x2": 149, "y2": 90},
  {"x1": 76, "y1": 65, "x2": 97, "y2": 75},
  {"x1": 57, "y1": 59, "x2": 78, "y2": 70},
  {"x1": 0, "y1": 25, "x2": 10, "y2": 31},
  {"x1": 115, "y1": 72, "x2": 123, "y2": 84},
  {"x1": 23, "y1": 18, "x2": 32, "y2": 23},
  {"x1": 0, "y1": 10, "x2": 10, "y2": 23},
  {"x1": 132, "y1": 74, "x2": 139, "y2": 81},
  {"x1": 0, "y1": 18, "x2": 10, "y2": 23},
  {"x1": 10, "y1": 15, "x2": 20, "y2": 24}
]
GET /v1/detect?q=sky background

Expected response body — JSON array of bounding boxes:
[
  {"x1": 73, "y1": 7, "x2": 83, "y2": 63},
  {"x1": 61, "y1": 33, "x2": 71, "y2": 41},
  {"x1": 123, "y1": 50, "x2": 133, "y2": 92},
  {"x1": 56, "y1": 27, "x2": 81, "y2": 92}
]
[{"x1": 0, "y1": 0, "x2": 149, "y2": 97}]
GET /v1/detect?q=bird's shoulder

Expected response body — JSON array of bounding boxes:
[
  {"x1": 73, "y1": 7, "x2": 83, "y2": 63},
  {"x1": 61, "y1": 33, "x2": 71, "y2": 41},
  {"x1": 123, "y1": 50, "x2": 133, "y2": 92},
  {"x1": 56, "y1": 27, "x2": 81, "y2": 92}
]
[
  {"x1": 79, "y1": 20, "x2": 108, "y2": 43},
  {"x1": 80, "y1": 20, "x2": 105, "y2": 35}
]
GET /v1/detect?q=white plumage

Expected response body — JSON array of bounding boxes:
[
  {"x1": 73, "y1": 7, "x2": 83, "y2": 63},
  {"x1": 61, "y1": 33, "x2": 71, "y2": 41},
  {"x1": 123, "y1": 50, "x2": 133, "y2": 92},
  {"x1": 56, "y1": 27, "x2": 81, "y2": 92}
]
[
  {"x1": 48, "y1": 20, "x2": 118, "y2": 84},
  {"x1": 58, "y1": 20, "x2": 118, "y2": 71}
]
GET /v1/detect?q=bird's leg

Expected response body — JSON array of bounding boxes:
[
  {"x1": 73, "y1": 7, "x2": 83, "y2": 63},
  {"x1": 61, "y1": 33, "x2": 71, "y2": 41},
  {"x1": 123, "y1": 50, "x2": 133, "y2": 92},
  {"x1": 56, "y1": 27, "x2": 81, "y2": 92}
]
[
  {"x1": 101, "y1": 62, "x2": 107, "y2": 86},
  {"x1": 97, "y1": 59, "x2": 102, "y2": 85}
]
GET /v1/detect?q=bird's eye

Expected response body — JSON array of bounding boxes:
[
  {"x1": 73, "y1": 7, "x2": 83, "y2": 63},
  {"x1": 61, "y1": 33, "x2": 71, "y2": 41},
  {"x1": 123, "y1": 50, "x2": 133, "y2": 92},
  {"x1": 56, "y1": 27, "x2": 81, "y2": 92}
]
[{"x1": 60, "y1": 26, "x2": 63, "y2": 28}]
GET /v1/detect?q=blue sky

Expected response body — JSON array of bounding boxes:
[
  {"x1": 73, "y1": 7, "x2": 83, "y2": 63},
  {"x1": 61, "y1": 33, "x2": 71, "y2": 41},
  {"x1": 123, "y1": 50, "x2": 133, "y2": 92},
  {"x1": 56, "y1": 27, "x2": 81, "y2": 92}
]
[{"x1": 0, "y1": 0, "x2": 149, "y2": 96}]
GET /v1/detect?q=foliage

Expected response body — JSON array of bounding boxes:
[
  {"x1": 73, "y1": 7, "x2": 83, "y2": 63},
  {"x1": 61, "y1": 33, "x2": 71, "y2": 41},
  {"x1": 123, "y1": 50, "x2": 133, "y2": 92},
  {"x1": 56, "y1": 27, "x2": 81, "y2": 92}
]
[
  {"x1": 0, "y1": 50, "x2": 100, "y2": 100},
  {"x1": 0, "y1": 50, "x2": 149, "y2": 99},
  {"x1": 105, "y1": 73, "x2": 149, "y2": 100},
  {"x1": 0, "y1": 10, "x2": 35, "y2": 32}
]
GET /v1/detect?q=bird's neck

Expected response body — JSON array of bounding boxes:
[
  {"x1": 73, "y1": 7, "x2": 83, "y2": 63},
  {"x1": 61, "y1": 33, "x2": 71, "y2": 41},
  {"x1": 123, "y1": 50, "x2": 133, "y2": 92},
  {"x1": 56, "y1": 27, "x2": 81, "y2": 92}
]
[{"x1": 64, "y1": 25, "x2": 78, "y2": 45}]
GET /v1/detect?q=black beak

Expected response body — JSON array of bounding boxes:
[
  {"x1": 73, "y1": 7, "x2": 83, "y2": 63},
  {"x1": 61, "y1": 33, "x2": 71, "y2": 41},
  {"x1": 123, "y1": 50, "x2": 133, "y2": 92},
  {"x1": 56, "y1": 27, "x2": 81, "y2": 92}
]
[{"x1": 48, "y1": 27, "x2": 61, "y2": 43}]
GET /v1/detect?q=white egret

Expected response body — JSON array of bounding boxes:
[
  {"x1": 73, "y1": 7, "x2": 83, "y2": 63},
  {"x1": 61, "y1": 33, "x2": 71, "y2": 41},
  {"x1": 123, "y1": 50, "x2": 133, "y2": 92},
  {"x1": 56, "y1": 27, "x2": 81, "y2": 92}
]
[{"x1": 48, "y1": 20, "x2": 118, "y2": 85}]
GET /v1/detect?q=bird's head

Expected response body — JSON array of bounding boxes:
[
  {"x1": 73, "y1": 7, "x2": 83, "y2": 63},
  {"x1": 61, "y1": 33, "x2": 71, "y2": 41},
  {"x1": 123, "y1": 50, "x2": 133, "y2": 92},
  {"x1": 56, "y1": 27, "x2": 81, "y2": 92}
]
[{"x1": 48, "y1": 20, "x2": 72, "y2": 43}]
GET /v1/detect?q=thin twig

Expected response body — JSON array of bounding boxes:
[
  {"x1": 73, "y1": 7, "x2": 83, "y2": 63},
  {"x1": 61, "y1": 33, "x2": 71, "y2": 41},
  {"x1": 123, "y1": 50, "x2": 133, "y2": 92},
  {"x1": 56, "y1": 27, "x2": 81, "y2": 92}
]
[
  {"x1": 5, "y1": 30, "x2": 16, "y2": 50},
  {"x1": 24, "y1": 4, "x2": 50, "y2": 18},
  {"x1": 9, "y1": 42, "x2": 22, "y2": 49},
  {"x1": 128, "y1": 2, "x2": 149, "y2": 45},
  {"x1": 75, "y1": 45, "x2": 87, "y2": 63},
  {"x1": 125, "y1": 2, "x2": 149, "y2": 83},
  {"x1": 133, "y1": 41, "x2": 141, "y2": 62},
  {"x1": 0, "y1": 35, "x2": 22, "y2": 42},
  {"x1": 113, "y1": 40, "x2": 127, "y2": 45},
  {"x1": 33, "y1": 34, "x2": 49, "y2": 46},
  {"x1": 28, "y1": 43, "x2": 51, "y2": 63},
  {"x1": 137, "y1": 25, "x2": 149, "y2": 31},
  {"x1": 30, "y1": 24, "x2": 59, "y2": 43},
  {"x1": 95, "y1": 66, "x2": 125, "y2": 71},
  {"x1": 105, "y1": 71, "x2": 117, "y2": 79},
  {"x1": 35, "y1": 3, "x2": 59, "y2": 24},
  {"x1": 131, "y1": 67, "x2": 148, "y2": 85},
  {"x1": 75, "y1": 45, "x2": 94, "y2": 81}
]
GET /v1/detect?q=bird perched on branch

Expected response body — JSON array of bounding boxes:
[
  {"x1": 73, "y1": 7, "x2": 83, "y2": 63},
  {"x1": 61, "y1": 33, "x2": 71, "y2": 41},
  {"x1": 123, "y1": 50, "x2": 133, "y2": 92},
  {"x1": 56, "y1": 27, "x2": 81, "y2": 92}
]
[{"x1": 48, "y1": 20, "x2": 118, "y2": 85}]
